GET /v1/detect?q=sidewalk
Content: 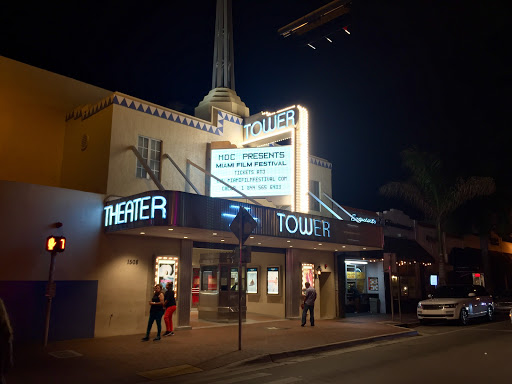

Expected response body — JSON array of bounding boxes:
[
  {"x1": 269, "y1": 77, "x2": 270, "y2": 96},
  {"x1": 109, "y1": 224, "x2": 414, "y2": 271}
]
[{"x1": 7, "y1": 313, "x2": 419, "y2": 384}]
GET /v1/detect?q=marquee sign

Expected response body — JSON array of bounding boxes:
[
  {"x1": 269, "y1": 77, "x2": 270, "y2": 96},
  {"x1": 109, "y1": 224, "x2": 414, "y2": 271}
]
[
  {"x1": 103, "y1": 191, "x2": 383, "y2": 248},
  {"x1": 210, "y1": 146, "x2": 292, "y2": 198}
]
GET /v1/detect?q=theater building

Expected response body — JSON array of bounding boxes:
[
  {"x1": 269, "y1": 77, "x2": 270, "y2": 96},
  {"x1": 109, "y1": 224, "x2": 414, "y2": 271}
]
[{"x1": 0, "y1": 4, "x2": 385, "y2": 342}]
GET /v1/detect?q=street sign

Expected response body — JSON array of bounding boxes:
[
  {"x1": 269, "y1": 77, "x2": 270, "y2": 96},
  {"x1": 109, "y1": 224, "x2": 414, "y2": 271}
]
[{"x1": 229, "y1": 207, "x2": 257, "y2": 245}]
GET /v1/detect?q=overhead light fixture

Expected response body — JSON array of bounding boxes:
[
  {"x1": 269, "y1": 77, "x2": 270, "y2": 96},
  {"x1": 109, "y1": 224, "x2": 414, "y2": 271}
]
[
  {"x1": 250, "y1": 236, "x2": 254, "y2": 239},
  {"x1": 342, "y1": 245, "x2": 346, "y2": 248},
  {"x1": 287, "y1": 240, "x2": 291, "y2": 243},
  {"x1": 318, "y1": 243, "x2": 322, "y2": 246},
  {"x1": 221, "y1": 239, "x2": 225, "y2": 242},
  {"x1": 140, "y1": 232, "x2": 145, "y2": 235},
  {"x1": 183, "y1": 236, "x2": 188, "y2": 239},
  {"x1": 258, "y1": 242, "x2": 261, "y2": 245},
  {"x1": 168, "y1": 228, "x2": 174, "y2": 231},
  {"x1": 307, "y1": 43, "x2": 316, "y2": 50},
  {"x1": 345, "y1": 260, "x2": 368, "y2": 265},
  {"x1": 212, "y1": 232, "x2": 217, "y2": 236},
  {"x1": 326, "y1": 37, "x2": 332, "y2": 43},
  {"x1": 343, "y1": 26, "x2": 350, "y2": 35}
]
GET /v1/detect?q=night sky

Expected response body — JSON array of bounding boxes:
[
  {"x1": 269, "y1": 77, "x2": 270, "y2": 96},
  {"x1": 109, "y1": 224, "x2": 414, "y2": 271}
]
[{"x1": 1, "y1": 0, "x2": 510, "y2": 218}]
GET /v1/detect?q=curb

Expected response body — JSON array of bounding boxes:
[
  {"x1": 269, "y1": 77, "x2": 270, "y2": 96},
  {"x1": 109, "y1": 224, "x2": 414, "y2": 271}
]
[{"x1": 229, "y1": 330, "x2": 419, "y2": 367}]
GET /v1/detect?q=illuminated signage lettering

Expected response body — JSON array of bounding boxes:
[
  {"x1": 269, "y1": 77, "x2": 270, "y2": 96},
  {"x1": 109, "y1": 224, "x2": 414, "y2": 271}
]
[
  {"x1": 243, "y1": 109, "x2": 295, "y2": 140},
  {"x1": 351, "y1": 216, "x2": 377, "y2": 224},
  {"x1": 104, "y1": 196, "x2": 167, "y2": 227},
  {"x1": 276, "y1": 212, "x2": 330, "y2": 238},
  {"x1": 211, "y1": 146, "x2": 292, "y2": 198}
]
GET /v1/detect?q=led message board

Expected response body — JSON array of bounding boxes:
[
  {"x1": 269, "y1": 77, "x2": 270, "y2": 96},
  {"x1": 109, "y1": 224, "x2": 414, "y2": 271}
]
[{"x1": 210, "y1": 146, "x2": 292, "y2": 198}]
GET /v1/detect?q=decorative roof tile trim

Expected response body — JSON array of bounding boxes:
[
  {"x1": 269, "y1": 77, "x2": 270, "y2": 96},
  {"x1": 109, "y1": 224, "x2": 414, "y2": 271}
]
[
  {"x1": 310, "y1": 156, "x2": 333, "y2": 169},
  {"x1": 66, "y1": 93, "x2": 243, "y2": 136}
]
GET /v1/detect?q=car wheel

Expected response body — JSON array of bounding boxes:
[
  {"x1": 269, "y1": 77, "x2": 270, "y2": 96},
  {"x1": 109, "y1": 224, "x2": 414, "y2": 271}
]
[
  {"x1": 459, "y1": 308, "x2": 469, "y2": 325},
  {"x1": 487, "y1": 306, "x2": 494, "y2": 321}
]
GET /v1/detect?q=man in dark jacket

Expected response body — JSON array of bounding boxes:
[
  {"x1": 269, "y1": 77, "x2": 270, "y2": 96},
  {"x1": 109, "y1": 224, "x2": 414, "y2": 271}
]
[{"x1": 301, "y1": 282, "x2": 317, "y2": 327}]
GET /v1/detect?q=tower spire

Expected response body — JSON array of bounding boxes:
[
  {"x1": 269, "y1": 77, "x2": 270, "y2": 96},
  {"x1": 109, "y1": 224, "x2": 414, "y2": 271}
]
[
  {"x1": 195, "y1": 0, "x2": 249, "y2": 121},
  {"x1": 212, "y1": 0, "x2": 235, "y2": 90}
]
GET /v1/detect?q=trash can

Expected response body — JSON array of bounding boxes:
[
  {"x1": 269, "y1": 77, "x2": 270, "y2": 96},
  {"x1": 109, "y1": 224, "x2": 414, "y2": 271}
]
[{"x1": 369, "y1": 298, "x2": 380, "y2": 314}]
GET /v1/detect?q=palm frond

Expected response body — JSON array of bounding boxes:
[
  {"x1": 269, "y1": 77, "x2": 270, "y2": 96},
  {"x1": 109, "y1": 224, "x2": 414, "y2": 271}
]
[
  {"x1": 442, "y1": 177, "x2": 496, "y2": 216},
  {"x1": 379, "y1": 181, "x2": 436, "y2": 219}
]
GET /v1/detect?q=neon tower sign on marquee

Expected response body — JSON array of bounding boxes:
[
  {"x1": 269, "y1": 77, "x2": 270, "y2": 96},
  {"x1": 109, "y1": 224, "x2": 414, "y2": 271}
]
[{"x1": 240, "y1": 105, "x2": 309, "y2": 213}]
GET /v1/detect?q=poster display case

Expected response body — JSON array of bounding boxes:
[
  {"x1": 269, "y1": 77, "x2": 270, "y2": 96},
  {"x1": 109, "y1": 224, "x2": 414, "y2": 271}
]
[
  {"x1": 247, "y1": 267, "x2": 259, "y2": 294},
  {"x1": 301, "y1": 263, "x2": 315, "y2": 293},
  {"x1": 155, "y1": 256, "x2": 178, "y2": 294},
  {"x1": 368, "y1": 277, "x2": 379, "y2": 292},
  {"x1": 267, "y1": 266, "x2": 280, "y2": 295}
]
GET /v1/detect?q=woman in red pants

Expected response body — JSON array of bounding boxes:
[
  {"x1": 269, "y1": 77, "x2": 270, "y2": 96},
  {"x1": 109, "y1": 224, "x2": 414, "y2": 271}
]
[{"x1": 163, "y1": 282, "x2": 177, "y2": 336}]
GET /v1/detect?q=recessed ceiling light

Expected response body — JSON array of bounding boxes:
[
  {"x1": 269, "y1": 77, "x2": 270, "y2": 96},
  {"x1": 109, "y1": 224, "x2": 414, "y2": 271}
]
[
  {"x1": 313, "y1": 248, "x2": 317, "y2": 250},
  {"x1": 140, "y1": 232, "x2": 145, "y2": 235},
  {"x1": 213, "y1": 232, "x2": 217, "y2": 236},
  {"x1": 221, "y1": 239, "x2": 225, "y2": 242},
  {"x1": 183, "y1": 236, "x2": 188, "y2": 239},
  {"x1": 168, "y1": 228, "x2": 174, "y2": 231},
  {"x1": 342, "y1": 245, "x2": 346, "y2": 248},
  {"x1": 335, "y1": 249, "x2": 338, "y2": 251},
  {"x1": 318, "y1": 243, "x2": 322, "y2": 246},
  {"x1": 287, "y1": 240, "x2": 291, "y2": 243},
  {"x1": 289, "y1": 245, "x2": 293, "y2": 248},
  {"x1": 258, "y1": 242, "x2": 261, "y2": 245},
  {"x1": 363, "y1": 248, "x2": 366, "y2": 250},
  {"x1": 250, "y1": 236, "x2": 254, "y2": 239}
]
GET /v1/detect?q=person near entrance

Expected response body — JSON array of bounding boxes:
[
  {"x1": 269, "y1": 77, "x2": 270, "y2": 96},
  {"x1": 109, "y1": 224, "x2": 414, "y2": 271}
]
[
  {"x1": 301, "y1": 282, "x2": 317, "y2": 327},
  {"x1": 142, "y1": 284, "x2": 165, "y2": 341},
  {"x1": 163, "y1": 282, "x2": 176, "y2": 336}
]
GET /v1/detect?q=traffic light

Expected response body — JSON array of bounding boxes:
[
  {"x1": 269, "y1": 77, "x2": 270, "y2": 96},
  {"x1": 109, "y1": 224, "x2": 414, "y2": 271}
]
[{"x1": 46, "y1": 236, "x2": 66, "y2": 252}]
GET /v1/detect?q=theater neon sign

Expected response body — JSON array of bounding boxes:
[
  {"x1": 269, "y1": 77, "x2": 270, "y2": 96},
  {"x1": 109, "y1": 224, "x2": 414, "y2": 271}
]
[
  {"x1": 104, "y1": 195, "x2": 167, "y2": 227},
  {"x1": 276, "y1": 212, "x2": 330, "y2": 238}
]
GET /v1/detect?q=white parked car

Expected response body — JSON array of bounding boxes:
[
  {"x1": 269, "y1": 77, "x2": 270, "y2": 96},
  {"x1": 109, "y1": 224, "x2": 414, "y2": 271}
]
[{"x1": 417, "y1": 285, "x2": 494, "y2": 325}]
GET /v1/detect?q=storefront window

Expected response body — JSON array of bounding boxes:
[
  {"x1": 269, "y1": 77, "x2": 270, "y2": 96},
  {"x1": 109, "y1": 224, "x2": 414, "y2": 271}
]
[
  {"x1": 201, "y1": 266, "x2": 218, "y2": 291},
  {"x1": 346, "y1": 263, "x2": 366, "y2": 297}
]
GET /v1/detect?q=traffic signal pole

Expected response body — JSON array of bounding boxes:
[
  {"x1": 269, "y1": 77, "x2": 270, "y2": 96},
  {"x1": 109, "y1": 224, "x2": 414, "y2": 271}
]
[{"x1": 44, "y1": 250, "x2": 57, "y2": 347}]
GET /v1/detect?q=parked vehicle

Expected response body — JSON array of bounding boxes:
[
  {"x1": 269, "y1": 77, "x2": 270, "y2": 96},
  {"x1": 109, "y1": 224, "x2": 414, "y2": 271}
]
[
  {"x1": 417, "y1": 285, "x2": 494, "y2": 325},
  {"x1": 493, "y1": 290, "x2": 512, "y2": 315}
]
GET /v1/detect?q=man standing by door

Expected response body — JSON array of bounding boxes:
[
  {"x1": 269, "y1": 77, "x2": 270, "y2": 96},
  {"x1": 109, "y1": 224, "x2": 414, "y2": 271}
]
[{"x1": 301, "y1": 282, "x2": 317, "y2": 327}]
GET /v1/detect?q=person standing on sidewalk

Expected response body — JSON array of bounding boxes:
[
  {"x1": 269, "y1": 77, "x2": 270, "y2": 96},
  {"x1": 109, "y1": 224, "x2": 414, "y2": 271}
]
[
  {"x1": 163, "y1": 282, "x2": 176, "y2": 336},
  {"x1": 0, "y1": 298, "x2": 13, "y2": 384},
  {"x1": 301, "y1": 282, "x2": 317, "y2": 327},
  {"x1": 142, "y1": 284, "x2": 165, "y2": 341}
]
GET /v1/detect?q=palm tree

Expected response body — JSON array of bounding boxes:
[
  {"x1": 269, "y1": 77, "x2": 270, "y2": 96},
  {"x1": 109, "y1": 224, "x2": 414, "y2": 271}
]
[{"x1": 379, "y1": 148, "x2": 495, "y2": 285}]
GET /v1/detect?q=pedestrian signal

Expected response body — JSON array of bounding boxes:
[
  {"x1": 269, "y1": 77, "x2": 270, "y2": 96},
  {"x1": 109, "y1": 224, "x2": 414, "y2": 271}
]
[{"x1": 46, "y1": 236, "x2": 66, "y2": 252}]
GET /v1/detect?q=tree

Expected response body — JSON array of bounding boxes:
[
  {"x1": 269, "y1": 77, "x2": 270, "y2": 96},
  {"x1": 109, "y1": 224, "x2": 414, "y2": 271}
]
[{"x1": 379, "y1": 148, "x2": 495, "y2": 285}]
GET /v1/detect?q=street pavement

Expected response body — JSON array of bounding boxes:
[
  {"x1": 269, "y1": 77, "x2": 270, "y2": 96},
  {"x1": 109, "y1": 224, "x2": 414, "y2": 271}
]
[{"x1": 6, "y1": 312, "x2": 419, "y2": 384}]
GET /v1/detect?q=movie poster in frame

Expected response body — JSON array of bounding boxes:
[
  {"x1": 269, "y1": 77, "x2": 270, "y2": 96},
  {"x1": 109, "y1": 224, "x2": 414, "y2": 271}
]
[
  {"x1": 267, "y1": 266, "x2": 279, "y2": 295},
  {"x1": 155, "y1": 256, "x2": 178, "y2": 293},
  {"x1": 368, "y1": 277, "x2": 379, "y2": 292},
  {"x1": 247, "y1": 267, "x2": 258, "y2": 294},
  {"x1": 301, "y1": 263, "x2": 315, "y2": 293}
]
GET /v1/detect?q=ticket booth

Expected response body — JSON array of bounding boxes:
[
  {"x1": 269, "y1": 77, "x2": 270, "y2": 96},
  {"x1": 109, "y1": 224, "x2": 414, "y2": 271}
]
[{"x1": 198, "y1": 252, "x2": 246, "y2": 322}]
